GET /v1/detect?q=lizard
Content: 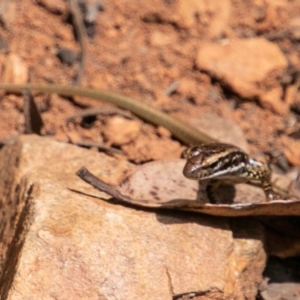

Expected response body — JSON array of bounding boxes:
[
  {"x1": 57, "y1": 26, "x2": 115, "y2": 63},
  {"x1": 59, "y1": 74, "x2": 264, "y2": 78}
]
[{"x1": 0, "y1": 83, "x2": 283, "y2": 202}]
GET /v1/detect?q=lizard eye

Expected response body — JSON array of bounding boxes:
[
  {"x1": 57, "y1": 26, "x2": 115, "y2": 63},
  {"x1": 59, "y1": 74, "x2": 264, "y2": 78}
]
[{"x1": 182, "y1": 147, "x2": 203, "y2": 160}]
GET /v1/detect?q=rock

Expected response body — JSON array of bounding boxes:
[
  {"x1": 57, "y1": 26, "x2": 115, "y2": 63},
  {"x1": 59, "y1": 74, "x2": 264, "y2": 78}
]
[
  {"x1": 278, "y1": 136, "x2": 300, "y2": 166},
  {"x1": 196, "y1": 38, "x2": 288, "y2": 113},
  {"x1": 103, "y1": 116, "x2": 141, "y2": 146},
  {"x1": 0, "y1": 1, "x2": 17, "y2": 27},
  {"x1": 0, "y1": 135, "x2": 267, "y2": 299},
  {"x1": 0, "y1": 53, "x2": 28, "y2": 84},
  {"x1": 261, "y1": 255, "x2": 300, "y2": 300},
  {"x1": 123, "y1": 136, "x2": 183, "y2": 162},
  {"x1": 188, "y1": 112, "x2": 250, "y2": 153},
  {"x1": 261, "y1": 282, "x2": 300, "y2": 300},
  {"x1": 176, "y1": 78, "x2": 198, "y2": 98},
  {"x1": 289, "y1": 16, "x2": 300, "y2": 40},
  {"x1": 36, "y1": 0, "x2": 66, "y2": 15},
  {"x1": 149, "y1": 31, "x2": 173, "y2": 47},
  {"x1": 142, "y1": 0, "x2": 231, "y2": 38},
  {"x1": 259, "y1": 86, "x2": 289, "y2": 115},
  {"x1": 174, "y1": 0, "x2": 231, "y2": 36},
  {"x1": 156, "y1": 125, "x2": 172, "y2": 138},
  {"x1": 265, "y1": 226, "x2": 300, "y2": 258}
]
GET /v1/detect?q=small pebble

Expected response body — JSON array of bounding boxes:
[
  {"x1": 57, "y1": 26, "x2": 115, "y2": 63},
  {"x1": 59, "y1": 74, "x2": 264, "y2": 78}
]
[{"x1": 56, "y1": 47, "x2": 78, "y2": 66}]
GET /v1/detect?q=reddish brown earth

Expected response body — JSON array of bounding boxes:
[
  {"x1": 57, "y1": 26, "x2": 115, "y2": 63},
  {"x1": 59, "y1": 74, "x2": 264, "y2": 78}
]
[{"x1": 0, "y1": 0, "x2": 300, "y2": 168}]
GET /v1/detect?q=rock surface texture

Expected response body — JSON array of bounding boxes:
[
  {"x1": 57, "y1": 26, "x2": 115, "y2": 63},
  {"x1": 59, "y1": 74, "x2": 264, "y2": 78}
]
[
  {"x1": 196, "y1": 38, "x2": 288, "y2": 114},
  {"x1": 0, "y1": 135, "x2": 267, "y2": 300}
]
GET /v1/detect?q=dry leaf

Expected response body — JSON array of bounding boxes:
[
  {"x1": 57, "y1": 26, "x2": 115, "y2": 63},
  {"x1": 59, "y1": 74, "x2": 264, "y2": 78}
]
[{"x1": 77, "y1": 160, "x2": 300, "y2": 217}]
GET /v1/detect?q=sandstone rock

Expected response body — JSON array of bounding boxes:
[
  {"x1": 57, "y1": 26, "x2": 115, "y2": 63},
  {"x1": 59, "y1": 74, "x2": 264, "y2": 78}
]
[
  {"x1": 103, "y1": 116, "x2": 141, "y2": 146},
  {"x1": 156, "y1": 125, "x2": 172, "y2": 138},
  {"x1": 123, "y1": 136, "x2": 183, "y2": 162},
  {"x1": 0, "y1": 1, "x2": 17, "y2": 27},
  {"x1": 0, "y1": 53, "x2": 28, "y2": 85},
  {"x1": 261, "y1": 282, "x2": 300, "y2": 300},
  {"x1": 188, "y1": 112, "x2": 249, "y2": 153},
  {"x1": 259, "y1": 86, "x2": 289, "y2": 115},
  {"x1": 36, "y1": 0, "x2": 66, "y2": 15},
  {"x1": 278, "y1": 136, "x2": 300, "y2": 166},
  {"x1": 0, "y1": 135, "x2": 267, "y2": 299},
  {"x1": 175, "y1": 0, "x2": 231, "y2": 36},
  {"x1": 196, "y1": 38, "x2": 288, "y2": 113},
  {"x1": 142, "y1": 0, "x2": 231, "y2": 38},
  {"x1": 265, "y1": 227, "x2": 300, "y2": 258},
  {"x1": 149, "y1": 31, "x2": 173, "y2": 47}
]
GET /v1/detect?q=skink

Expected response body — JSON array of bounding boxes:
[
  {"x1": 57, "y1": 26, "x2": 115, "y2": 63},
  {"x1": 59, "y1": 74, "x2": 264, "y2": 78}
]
[{"x1": 0, "y1": 83, "x2": 282, "y2": 202}]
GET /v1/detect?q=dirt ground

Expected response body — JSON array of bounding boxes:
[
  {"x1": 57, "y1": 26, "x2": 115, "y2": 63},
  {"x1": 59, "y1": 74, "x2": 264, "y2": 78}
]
[
  {"x1": 0, "y1": 0, "x2": 300, "y2": 298},
  {"x1": 0, "y1": 0, "x2": 300, "y2": 168}
]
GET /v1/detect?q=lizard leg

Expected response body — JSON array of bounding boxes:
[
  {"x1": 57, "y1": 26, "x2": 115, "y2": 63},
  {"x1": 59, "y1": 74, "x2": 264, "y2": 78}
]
[
  {"x1": 205, "y1": 179, "x2": 220, "y2": 204},
  {"x1": 247, "y1": 159, "x2": 283, "y2": 201},
  {"x1": 259, "y1": 169, "x2": 283, "y2": 200}
]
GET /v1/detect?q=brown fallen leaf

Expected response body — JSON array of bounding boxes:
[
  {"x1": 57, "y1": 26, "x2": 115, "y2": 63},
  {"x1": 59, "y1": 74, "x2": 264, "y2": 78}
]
[{"x1": 76, "y1": 159, "x2": 300, "y2": 217}]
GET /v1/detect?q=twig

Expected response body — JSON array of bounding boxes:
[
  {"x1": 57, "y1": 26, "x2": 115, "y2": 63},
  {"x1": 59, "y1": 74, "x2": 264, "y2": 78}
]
[
  {"x1": 66, "y1": 107, "x2": 133, "y2": 123},
  {"x1": 69, "y1": 140, "x2": 123, "y2": 155},
  {"x1": 23, "y1": 89, "x2": 44, "y2": 134},
  {"x1": 76, "y1": 167, "x2": 132, "y2": 202},
  {"x1": 68, "y1": 0, "x2": 88, "y2": 85}
]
